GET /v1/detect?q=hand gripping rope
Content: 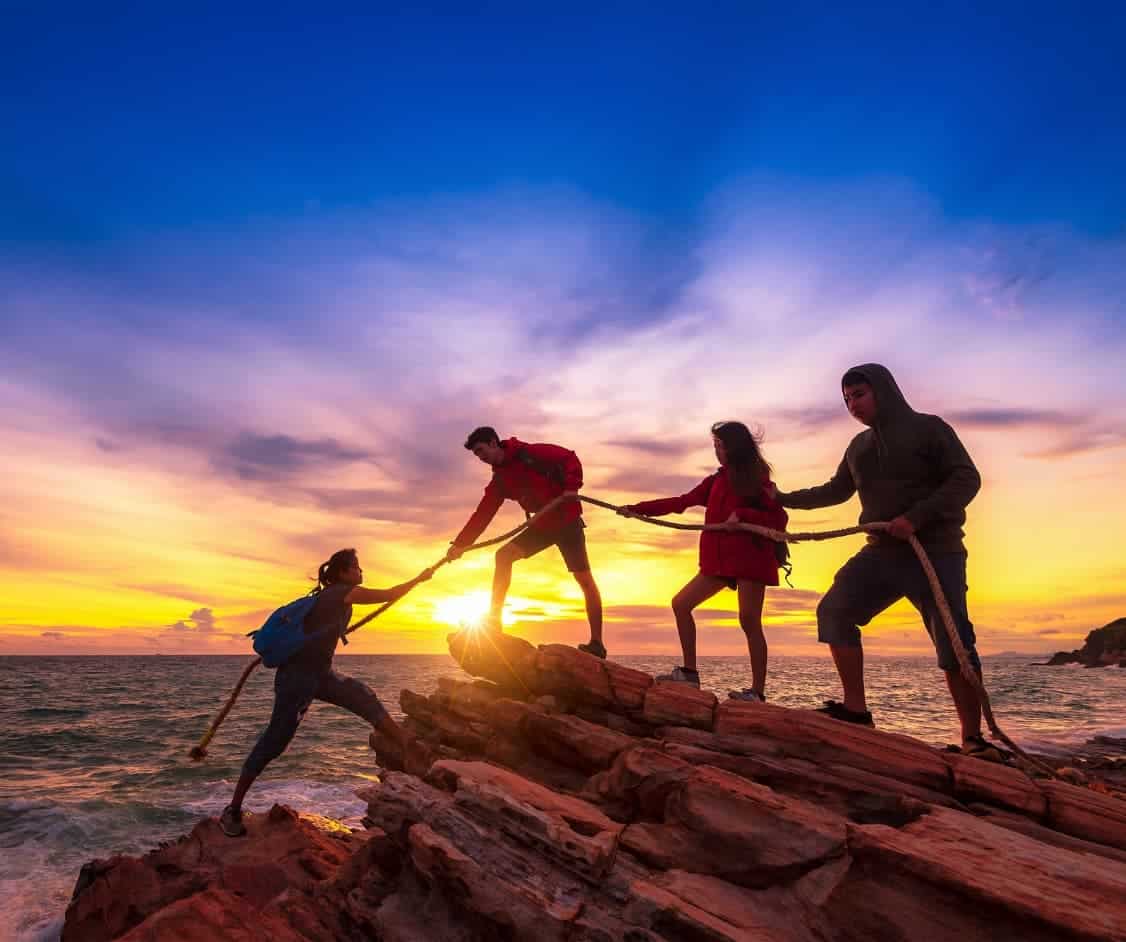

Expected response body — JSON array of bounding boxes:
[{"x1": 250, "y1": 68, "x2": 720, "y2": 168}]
[{"x1": 189, "y1": 494, "x2": 1056, "y2": 777}]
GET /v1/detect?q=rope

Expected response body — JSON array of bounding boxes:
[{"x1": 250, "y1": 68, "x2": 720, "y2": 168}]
[
  {"x1": 187, "y1": 506, "x2": 565, "y2": 759},
  {"x1": 599, "y1": 495, "x2": 1057, "y2": 777},
  {"x1": 190, "y1": 492, "x2": 1056, "y2": 778}
]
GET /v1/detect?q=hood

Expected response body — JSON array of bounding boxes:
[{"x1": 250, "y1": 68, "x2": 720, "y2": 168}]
[
  {"x1": 500, "y1": 437, "x2": 524, "y2": 464},
  {"x1": 842, "y1": 363, "x2": 914, "y2": 426}
]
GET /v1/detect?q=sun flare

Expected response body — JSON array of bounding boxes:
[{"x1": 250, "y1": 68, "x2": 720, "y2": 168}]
[{"x1": 433, "y1": 592, "x2": 502, "y2": 629}]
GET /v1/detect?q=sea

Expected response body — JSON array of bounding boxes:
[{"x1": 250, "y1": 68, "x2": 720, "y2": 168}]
[{"x1": 2, "y1": 653, "x2": 1125, "y2": 941}]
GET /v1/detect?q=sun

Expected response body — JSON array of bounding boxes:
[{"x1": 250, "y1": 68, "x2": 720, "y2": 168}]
[{"x1": 433, "y1": 591, "x2": 505, "y2": 630}]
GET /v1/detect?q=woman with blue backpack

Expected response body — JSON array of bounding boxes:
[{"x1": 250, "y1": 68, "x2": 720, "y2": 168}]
[{"x1": 219, "y1": 548, "x2": 431, "y2": 837}]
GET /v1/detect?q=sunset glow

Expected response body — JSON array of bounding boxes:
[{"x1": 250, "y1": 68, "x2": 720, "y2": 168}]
[{"x1": 2, "y1": 8, "x2": 1124, "y2": 660}]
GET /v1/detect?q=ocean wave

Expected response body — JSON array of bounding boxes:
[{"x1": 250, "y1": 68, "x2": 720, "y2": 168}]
[
  {"x1": 174, "y1": 776, "x2": 369, "y2": 827},
  {"x1": 20, "y1": 708, "x2": 89, "y2": 719}
]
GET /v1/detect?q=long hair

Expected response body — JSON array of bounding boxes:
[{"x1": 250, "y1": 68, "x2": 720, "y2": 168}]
[
  {"x1": 711, "y1": 421, "x2": 771, "y2": 498},
  {"x1": 316, "y1": 548, "x2": 357, "y2": 593}
]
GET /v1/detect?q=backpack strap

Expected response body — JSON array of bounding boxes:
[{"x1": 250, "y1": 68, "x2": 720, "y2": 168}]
[{"x1": 515, "y1": 448, "x2": 566, "y2": 486}]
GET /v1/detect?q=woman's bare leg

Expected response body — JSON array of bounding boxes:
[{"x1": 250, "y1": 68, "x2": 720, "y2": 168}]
[{"x1": 670, "y1": 574, "x2": 727, "y2": 670}]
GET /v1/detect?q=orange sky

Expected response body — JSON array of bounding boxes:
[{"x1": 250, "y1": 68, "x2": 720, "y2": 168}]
[{"x1": 3, "y1": 186, "x2": 1125, "y2": 658}]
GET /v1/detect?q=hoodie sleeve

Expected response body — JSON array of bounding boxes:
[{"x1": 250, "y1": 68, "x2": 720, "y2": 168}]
[
  {"x1": 903, "y1": 419, "x2": 981, "y2": 530},
  {"x1": 628, "y1": 475, "x2": 715, "y2": 516},
  {"x1": 452, "y1": 475, "x2": 506, "y2": 547},
  {"x1": 778, "y1": 456, "x2": 856, "y2": 510},
  {"x1": 525, "y1": 442, "x2": 583, "y2": 490}
]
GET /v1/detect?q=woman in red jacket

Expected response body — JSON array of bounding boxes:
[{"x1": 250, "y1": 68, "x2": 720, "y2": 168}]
[{"x1": 620, "y1": 421, "x2": 787, "y2": 701}]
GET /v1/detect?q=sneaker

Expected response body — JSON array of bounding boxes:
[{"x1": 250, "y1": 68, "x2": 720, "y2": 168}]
[
  {"x1": 656, "y1": 666, "x2": 701, "y2": 688},
  {"x1": 728, "y1": 688, "x2": 766, "y2": 703},
  {"x1": 815, "y1": 699, "x2": 875, "y2": 727},
  {"x1": 961, "y1": 734, "x2": 1011, "y2": 764},
  {"x1": 577, "y1": 639, "x2": 607, "y2": 659},
  {"x1": 219, "y1": 804, "x2": 245, "y2": 838}
]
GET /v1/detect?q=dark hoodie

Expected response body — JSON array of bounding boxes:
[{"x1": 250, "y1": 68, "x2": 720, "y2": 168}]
[{"x1": 780, "y1": 364, "x2": 981, "y2": 553}]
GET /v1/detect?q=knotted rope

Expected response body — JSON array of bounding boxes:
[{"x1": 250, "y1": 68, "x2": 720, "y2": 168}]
[{"x1": 190, "y1": 492, "x2": 1053, "y2": 777}]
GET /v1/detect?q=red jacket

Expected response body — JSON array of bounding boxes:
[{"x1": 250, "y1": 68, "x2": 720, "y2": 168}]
[
  {"x1": 453, "y1": 438, "x2": 583, "y2": 547},
  {"x1": 628, "y1": 469, "x2": 788, "y2": 585}
]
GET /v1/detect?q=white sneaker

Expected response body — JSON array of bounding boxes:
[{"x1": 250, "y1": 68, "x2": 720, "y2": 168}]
[
  {"x1": 728, "y1": 688, "x2": 766, "y2": 703},
  {"x1": 656, "y1": 666, "x2": 701, "y2": 688}
]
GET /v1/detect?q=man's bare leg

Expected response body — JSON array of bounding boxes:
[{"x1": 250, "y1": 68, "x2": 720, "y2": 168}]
[
  {"x1": 829, "y1": 643, "x2": 868, "y2": 714},
  {"x1": 487, "y1": 543, "x2": 524, "y2": 630},
  {"x1": 945, "y1": 667, "x2": 984, "y2": 743},
  {"x1": 573, "y1": 569, "x2": 603, "y2": 644}
]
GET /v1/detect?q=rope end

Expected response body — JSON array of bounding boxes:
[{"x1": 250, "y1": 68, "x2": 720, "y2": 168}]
[{"x1": 188, "y1": 746, "x2": 208, "y2": 762}]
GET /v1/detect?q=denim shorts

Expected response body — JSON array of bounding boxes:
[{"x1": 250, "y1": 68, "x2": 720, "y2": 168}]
[{"x1": 815, "y1": 546, "x2": 980, "y2": 671}]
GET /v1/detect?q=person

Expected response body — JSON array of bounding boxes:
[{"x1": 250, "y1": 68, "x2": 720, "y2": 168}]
[
  {"x1": 447, "y1": 426, "x2": 606, "y2": 658},
  {"x1": 619, "y1": 421, "x2": 787, "y2": 699},
  {"x1": 219, "y1": 549, "x2": 431, "y2": 837},
  {"x1": 776, "y1": 363, "x2": 991, "y2": 756}
]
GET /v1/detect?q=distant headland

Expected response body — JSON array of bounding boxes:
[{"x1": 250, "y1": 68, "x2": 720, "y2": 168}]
[{"x1": 1046, "y1": 618, "x2": 1126, "y2": 667}]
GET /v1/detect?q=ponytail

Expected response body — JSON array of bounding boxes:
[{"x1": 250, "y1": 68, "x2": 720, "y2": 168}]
[{"x1": 315, "y1": 548, "x2": 357, "y2": 593}]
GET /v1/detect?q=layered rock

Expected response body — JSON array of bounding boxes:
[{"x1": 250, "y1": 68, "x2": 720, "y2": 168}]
[
  {"x1": 65, "y1": 630, "x2": 1126, "y2": 941},
  {"x1": 1046, "y1": 616, "x2": 1126, "y2": 667}
]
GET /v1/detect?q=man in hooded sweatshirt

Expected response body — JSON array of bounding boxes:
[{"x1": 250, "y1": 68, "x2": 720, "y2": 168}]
[{"x1": 778, "y1": 364, "x2": 993, "y2": 756}]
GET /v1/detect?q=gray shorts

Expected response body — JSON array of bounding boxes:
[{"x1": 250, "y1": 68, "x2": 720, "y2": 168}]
[
  {"x1": 816, "y1": 546, "x2": 981, "y2": 671},
  {"x1": 509, "y1": 519, "x2": 591, "y2": 573}
]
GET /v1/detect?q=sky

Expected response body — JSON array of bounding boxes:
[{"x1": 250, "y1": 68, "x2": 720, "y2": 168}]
[{"x1": 2, "y1": 3, "x2": 1125, "y2": 657}]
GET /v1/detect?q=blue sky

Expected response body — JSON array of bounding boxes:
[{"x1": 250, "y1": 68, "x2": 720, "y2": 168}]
[
  {"x1": 2, "y1": 4, "x2": 1125, "y2": 655},
  {"x1": 5, "y1": 3, "x2": 1125, "y2": 248}
]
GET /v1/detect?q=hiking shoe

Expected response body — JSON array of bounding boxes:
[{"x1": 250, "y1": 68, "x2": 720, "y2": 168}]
[
  {"x1": 816, "y1": 699, "x2": 875, "y2": 727},
  {"x1": 961, "y1": 734, "x2": 1011, "y2": 764},
  {"x1": 656, "y1": 666, "x2": 700, "y2": 688},
  {"x1": 577, "y1": 639, "x2": 607, "y2": 659},
  {"x1": 728, "y1": 688, "x2": 766, "y2": 703},
  {"x1": 219, "y1": 804, "x2": 245, "y2": 838}
]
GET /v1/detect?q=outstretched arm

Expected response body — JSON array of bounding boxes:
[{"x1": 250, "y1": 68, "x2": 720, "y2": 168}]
[
  {"x1": 346, "y1": 567, "x2": 435, "y2": 605},
  {"x1": 777, "y1": 457, "x2": 855, "y2": 510},
  {"x1": 625, "y1": 475, "x2": 715, "y2": 517},
  {"x1": 449, "y1": 477, "x2": 506, "y2": 553}
]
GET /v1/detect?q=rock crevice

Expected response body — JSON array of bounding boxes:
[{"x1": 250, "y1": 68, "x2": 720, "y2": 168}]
[{"x1": 64, "y1": 632, "x2": 1126, "y2": 941}]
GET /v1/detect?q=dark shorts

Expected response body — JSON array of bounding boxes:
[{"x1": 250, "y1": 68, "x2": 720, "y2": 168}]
[
  {"x1": 816, "y1": 546, "x2": 981, "y2": 672},
  {"x1": 242, "y1": 665, "x2": 389, "y2": 779},
  {"x1": 509, "y1": 519, "x2": 591, "y2": 573}
]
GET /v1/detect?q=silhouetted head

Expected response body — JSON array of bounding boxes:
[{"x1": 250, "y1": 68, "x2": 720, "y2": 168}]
[
  {"x1": 842, "y1": 369, "x2": 877, "y2": 426},
  {"x1": 464, "y1": 426, "x2": 506, "y2": 466},
  {"x1": 710, "y1": 421, "x2": 771, "y2": 497},
  {"x1": 318, "y1": 548, "x2": 362, "y2": 590}
]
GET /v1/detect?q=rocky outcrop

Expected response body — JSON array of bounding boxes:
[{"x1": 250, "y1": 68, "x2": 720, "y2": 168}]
[
  {"x1": 1046, "y1": 616, "x2": 1126, "y2": 667},
  {"x1": 65, "y1": 631, "x2": 1126, "y2": 941},
  {"x1": 62, "y1": 805, "x2": 359, "y2": 942}
]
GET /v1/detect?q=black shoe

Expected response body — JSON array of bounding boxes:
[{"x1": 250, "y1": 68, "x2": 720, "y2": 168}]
[
  {"x1": 961, "y1": 734, "x2": 1012, "y2": 763},
  {"x1": 578, "y1": 639, "x2": 607, "y2": 659},
  {"x1": 219, "y1": 804, "x2": 245, "y2": 837},
  {"x1": 816, "y1": 699, "x2": 875, "y2": 727}
]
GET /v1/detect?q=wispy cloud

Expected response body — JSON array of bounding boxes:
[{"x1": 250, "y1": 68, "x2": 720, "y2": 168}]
[
  {"x1": 2, "y1": 179, "x2": 1125, "y2": 652},
  {"x1": 219, "y1": 432, "x2": 374, "y2": 481}
]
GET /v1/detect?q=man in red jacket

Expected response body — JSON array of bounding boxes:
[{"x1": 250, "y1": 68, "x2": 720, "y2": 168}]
[{"x1": 446, "y1": 427, "x2": 606, "y2": 658}]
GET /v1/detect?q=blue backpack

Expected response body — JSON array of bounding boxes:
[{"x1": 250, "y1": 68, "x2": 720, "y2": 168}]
[{"x1": 247, "y1": 593, "x2": 347, "y2": 668}]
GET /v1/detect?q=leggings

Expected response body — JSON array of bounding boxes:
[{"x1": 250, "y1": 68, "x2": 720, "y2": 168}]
[{"x1": 242, "y1": 663, "x2": 389, "y2": 779}]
